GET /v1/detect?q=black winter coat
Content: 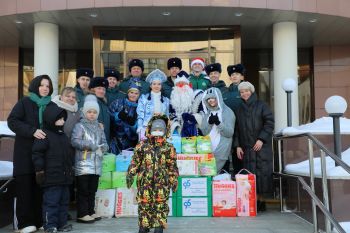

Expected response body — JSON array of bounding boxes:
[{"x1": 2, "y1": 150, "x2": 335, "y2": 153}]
[
  {"x1": 7, "y1": 97, "x2": 56, "y2": 176},
  {"x1": 234, "y1": 93, "x2": 274, "y2": 194},
  {"x1": 32, "y1": 104, "x2": 73, "y2": 187}
]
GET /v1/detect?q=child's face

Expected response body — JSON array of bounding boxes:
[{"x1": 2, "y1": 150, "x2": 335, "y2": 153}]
[
  {"x1": 77, "y1": 76, "x2": 90, "y2": 90},
  {"x1": 55, "y1": 117, "x2": 65, "y2": 126},
  {"x1": 230, "y1": 72, "x2": 244, "y2": 85},
  {"x1": 107, "y1": 77, "x2": 118, "y2": 88},
  {"x1": 85, "y1": 109, "x2": 98, "y2": 121},
  {"x1": 209, "y1": 71, "x2": 220, "y2": 83}
]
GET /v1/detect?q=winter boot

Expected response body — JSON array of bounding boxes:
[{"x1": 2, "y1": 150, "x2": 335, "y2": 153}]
[{"x1": 154, "y1": 227, "x2": 163, "y2": 233}]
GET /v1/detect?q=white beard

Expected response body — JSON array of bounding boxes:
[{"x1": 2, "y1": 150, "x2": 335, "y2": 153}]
[{"x1": 170, "y1": 85, "x2": 194, "y2": 119}]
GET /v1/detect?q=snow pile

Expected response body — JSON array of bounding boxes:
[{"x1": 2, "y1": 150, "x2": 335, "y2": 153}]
[
  {"x1": 282, "y1": 117, "x2": 350, "y2": 135},
  {"x1": 0, "y1": 161, "x2": 13, "y2": 179},
  {"x1": 333, "y1": 222, "x2": 350, "y2": 233},
  {"x1": 0, "y1": 121, "x2": 15, "y2": 136},
  {"x1": 285, "y1": 147, "x2": 350, "y2": 179}
]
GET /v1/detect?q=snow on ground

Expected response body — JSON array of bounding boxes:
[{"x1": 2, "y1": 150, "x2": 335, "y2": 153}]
[
  {"x1": 284, "y1": 148, "x2": 350, "y2": 179},
  {"x1": 282, "y1": 117, "x2": 350, "y2": 135},
  {"x1": 0, "y1": 121, "x2": 15, "y2": 136},
  {"x1": 282, "y1": 117, "x2": 350, "y2": 178}
]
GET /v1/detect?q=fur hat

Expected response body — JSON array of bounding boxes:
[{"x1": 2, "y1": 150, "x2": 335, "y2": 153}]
[
  {"x1": 167, "y1": 57, "x2": 182, "y2": 70},
  {"x1": 174, "y1": 70, "x2": 190, "y2": 85},
  {"x1": 76, "y1": 68, "x2": 94, "y2": 79},
  {"x1": 128, "y1": 59, "x2": 144, "y2": 72},
  {"x1": 205, "y1": 63, "x2": 222, "y2": 75},
  {"x1": 104, "y1": 68, "x2": 121, "y2": 81},
  {"x1": 145, "y1": 69, "x2": 167, "y2": 83},
  {"x1": 238, "y1": 81, "x2": 255, "y2": 93},
  {"x1": 82, "y1": 94, "x2": 100, "y2": 116},
  {"x1": 191, "y1": 57, "x2": 205, "y2": 68},
  {"x1": 227, "y1": 64, "x2": 245, "y2": 76},
  {"x1": 89, "y1": 77, "x2": 109, "y2": 89}
]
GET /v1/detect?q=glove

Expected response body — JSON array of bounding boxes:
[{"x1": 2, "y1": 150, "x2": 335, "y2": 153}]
[
  {"x1": 182, "y1": 113, "x2": 197, "y2": 124},
  {"x1": 118, "y1": 109, "x2": 129, "y2": 122},
  {"x1": 35, "y1": 171, "x2": 45, "y2": 185},
  {"x1": 126, "y1": 114, "x2": 137, "y2": 126},
  {"x1": 208, "y1": 113, "x2": 220, "y2": 125}
]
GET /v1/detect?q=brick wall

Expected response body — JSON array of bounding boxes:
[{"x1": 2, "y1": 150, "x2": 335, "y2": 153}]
[{"x1": 314, "y1": 46, "x2": 350, "y2": 118}]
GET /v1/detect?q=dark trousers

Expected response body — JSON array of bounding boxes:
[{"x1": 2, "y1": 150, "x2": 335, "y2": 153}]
[
  {"x1": 14, "y1": 174, "x2": 42, "y2": 229},
  {"x1": 42, "y1": 185, "x2": 69, "y2": 230},
  {"x1": 76, "y1": 175, "x2": 99, "y2": 218}
]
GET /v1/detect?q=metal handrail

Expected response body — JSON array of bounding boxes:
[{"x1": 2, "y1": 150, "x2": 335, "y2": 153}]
[{"x1": 274, "y1": 132, "x2": 350, "y2": 233}]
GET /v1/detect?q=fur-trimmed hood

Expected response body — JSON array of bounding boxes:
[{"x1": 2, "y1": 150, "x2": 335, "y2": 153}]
[{"x1": 145, "y1": 115, "x2": 171, "y2": 139}]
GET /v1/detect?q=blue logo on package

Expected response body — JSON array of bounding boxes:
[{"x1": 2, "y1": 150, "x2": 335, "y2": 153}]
[
  {"x1": 183, "y1": 179, "x2": 191, "y2": 189},
  {"x1": 184, "y1": 199, "x2": 192, "y2": 209}
]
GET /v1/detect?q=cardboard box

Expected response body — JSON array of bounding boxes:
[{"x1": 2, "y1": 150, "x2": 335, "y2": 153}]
[
  {"x1": 176, "y1": 197, "x2": 212, "y2": 217},
  {"x1": 236, "y1": 173, "x2": 257, "y2": 217},
  {"x1": 95, "y1": 189, "x2": 116, "y2": 218},
  {"x1": 102, "y1": 153, "x2": 116, "y2": 173},
  {"x1": 212, "y1": 180, "x2": 236, "y2": 217},
  {"x1": 98, "y1": 172, "x2": 112, "y2": 190},
  {"x1": 115, "y1": 154, "x2": 132, "y2": 172},
  {"x1": 176, "y1": 154, "x2": 213, "y2": 162},
  {"x1": 177, "y1": 160, "x2": 198, "y2": 176},
  {"x1": 115, "y1": 188, "x2": 138, "y2": 217},
  {"x1": 177, "y1": 176, "x2": 212, "y2": 197}
]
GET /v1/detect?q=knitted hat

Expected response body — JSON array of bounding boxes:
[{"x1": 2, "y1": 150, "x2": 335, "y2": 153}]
[
  {"x1": 167, "y1": 57, "x2": 182, "y2": 70},
  {"x1": 174, "y1": 70, "x2": 190, "y2": 85},
  {"x1": 151, "y1": 119, "x2": 167, "y2": 133},
  {"x1": 238, "y1": 81, "x2": 255, "y2": 93},
  {"x1": 191, "y1": 57, "x2": 205, "y2": 68},
  {"x1": 82, "y1": 94, "x2": 100, "y2": 116},
  {"x1": 128, "y1": 81, "x2": 141, "y2": 93}
]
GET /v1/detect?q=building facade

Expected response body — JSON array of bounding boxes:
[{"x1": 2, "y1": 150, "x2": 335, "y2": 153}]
[{"x1": 1, "y1": 0, "x2": 350, "y2": 131}]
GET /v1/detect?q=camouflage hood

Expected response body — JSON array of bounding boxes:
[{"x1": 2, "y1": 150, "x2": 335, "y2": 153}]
[{"x1": 145, "y1": 115, "x2": 171, "y2": 139}]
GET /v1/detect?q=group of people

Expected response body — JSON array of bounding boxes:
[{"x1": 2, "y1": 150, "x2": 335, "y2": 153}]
[{"x1": 7, "y1": 56, "x2": 274, "y2": 233}]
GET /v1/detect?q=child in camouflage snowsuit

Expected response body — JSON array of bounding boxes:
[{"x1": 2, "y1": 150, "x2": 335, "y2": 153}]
[{"x1": 126, "y1": 115, "x2": 179, "y2": 233}]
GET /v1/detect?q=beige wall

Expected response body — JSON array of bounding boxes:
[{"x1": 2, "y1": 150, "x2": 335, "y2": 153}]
[
  {"x1": 0, "y1": 47, "x2": 19, "y2": 120},
  {"x1": 314, "y1": 46, "x2": 350, "y2": 118}
]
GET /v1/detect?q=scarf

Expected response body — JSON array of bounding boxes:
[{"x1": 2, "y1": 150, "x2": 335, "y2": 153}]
[
  {"x1": 29, "y1": 92, "x2": 51, "y2": 129},
  {"x1": 52, "y1": 95, "x2": 78, "y2": 113}
]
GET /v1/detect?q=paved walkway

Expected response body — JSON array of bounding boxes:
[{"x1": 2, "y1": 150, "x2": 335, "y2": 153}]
[{"x1": 1, "y1": 210, "x2": 314, "y2": 233}]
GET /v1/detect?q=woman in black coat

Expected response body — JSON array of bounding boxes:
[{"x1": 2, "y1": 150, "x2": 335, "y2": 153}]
[
  {"x1": 233, "y1": 81, "x2": 274, "y2": 211},
  {"x1": 7, "y1": 75, "x2": 54, "y2": 232}
]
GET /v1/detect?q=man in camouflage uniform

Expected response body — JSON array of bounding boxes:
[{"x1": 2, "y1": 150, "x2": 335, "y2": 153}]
[{"x1": 126, "y1": 115, "x2": 179, "y2": 233}]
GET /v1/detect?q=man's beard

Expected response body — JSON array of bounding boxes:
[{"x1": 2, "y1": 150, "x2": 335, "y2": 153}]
[{"x1": 170, "y1": 85, "x2": 194, "y2": 115}]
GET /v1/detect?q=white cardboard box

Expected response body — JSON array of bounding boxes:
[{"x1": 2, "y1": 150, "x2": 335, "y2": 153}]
[
  {"x1": 115, "y1": 188, "x2": 138, "y2": 217},
  {"x1": 177, "y1": 160, "x2": 198, "y2": 176},
  {"x1": 95, "y1": 189, "x2": 116, "y2": 218},
  {"x1": 177, "y1": 197, "x2": 211, "y2": 216},
  {"x1": 179, "y1": 177, "x2": 211, "y2": 197}
]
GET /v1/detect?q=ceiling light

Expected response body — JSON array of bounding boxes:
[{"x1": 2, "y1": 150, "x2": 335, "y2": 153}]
[
  {"x1": 162, "y1": 12, "x2": 171, "y2": 16},
  {"x1": 14, "y1": 20, "x2": 22, "y2": 24},
  {"x1": 90, "y1": 13, "x2": 98, "y2": 18},
  {"x1": 235, "y1": 12, "x2": 243, "y2": 17},
  {"x1": 309, "y1": 19, "x2": 317, "y2": 23}
]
